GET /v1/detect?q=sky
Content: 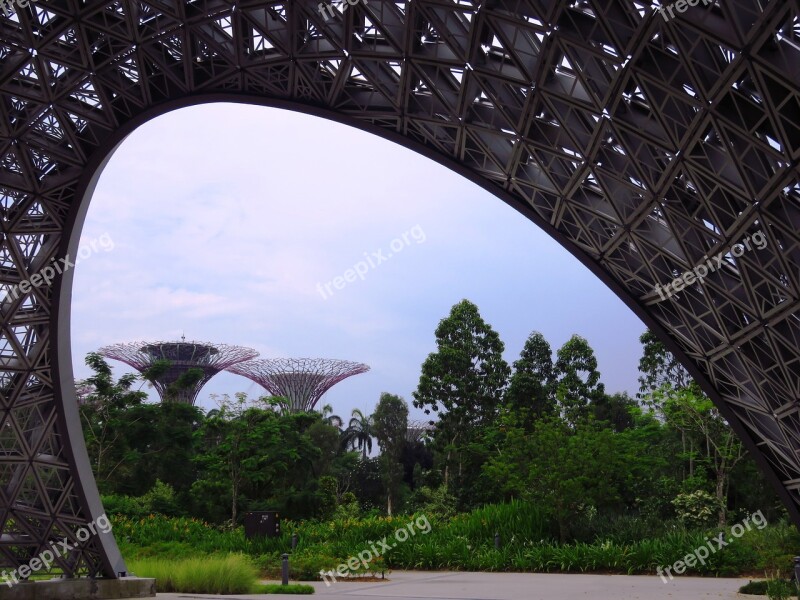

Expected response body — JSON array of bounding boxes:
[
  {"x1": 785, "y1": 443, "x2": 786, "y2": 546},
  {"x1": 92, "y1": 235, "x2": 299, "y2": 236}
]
[{"x1": 69, "y1": 102, "x2": 648, "y2": 419}]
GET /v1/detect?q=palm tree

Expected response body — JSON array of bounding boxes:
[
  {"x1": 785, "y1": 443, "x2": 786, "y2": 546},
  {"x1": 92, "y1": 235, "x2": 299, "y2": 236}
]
[
  {"x1": 342, "y1": 408, "x2": 373, "y2": 459},
  {"x1": 320, "y1": 403, "x2": 343, "y2": 430}
]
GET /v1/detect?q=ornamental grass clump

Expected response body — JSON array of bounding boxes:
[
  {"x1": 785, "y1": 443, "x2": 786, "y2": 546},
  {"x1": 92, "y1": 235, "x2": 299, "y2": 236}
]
[{"x1": 129, "y1": 554, "x2": 257, "y2": 594}]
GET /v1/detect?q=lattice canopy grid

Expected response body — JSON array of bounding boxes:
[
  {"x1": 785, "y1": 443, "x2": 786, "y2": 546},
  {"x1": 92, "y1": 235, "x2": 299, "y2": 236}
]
[
  {"x1": 0, "y1": 0, "x2": 799, "y2": 582},
  {"x1": 227, "y1": 357, "x2": 370, "y2": 412}
]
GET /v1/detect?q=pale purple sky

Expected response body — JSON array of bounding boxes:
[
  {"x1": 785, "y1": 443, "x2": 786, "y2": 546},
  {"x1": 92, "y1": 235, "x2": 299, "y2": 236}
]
[{"x1": 70, "y1": 103, "x2": 647, "y2": 418}]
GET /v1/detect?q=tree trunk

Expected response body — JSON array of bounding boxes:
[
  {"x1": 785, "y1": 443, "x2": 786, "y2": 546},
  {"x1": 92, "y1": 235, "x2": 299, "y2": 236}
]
[{"x1": 715, "y1": 463, "x2": 727, "y2": 528}]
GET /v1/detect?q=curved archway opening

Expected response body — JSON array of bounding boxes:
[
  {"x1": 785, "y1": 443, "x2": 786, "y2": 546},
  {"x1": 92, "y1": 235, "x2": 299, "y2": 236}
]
[{"x1": 68, "y1": 101, "x2": 647, "y2": 415}]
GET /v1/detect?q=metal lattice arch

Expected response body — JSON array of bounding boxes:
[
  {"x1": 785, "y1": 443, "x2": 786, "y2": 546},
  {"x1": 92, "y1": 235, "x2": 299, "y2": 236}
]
[
  {"x1": 0, "y1": 0, "x2": 798, "y2": 583},
  {"x1": 228, "y1": 358, "x2": 370, "y2": 413},
  {"x1": 98, "y1": 340, "x2": 259, "y2": 405}
]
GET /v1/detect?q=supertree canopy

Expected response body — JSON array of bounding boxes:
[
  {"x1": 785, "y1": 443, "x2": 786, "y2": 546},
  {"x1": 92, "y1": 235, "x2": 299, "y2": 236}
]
[
  {"x1": 99, "y1": 340, "x2": 259, "y2": 405},
  {"x1": 227, "y1": 358, "x2": 370, "y2": 413},
  {"x1": 406, "y1": 420, "x2": 434, "y2": 444}
]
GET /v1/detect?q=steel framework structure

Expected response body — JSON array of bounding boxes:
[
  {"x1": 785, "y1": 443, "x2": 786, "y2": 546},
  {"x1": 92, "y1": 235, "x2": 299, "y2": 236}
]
[
  {"x1": 98, "y1": 340, "x2": 259, "y2": 405},
  {"x1": 0, "y1": 0, "x2": 797, "y2": 583},
  {"x1": 228, "y1": 358, "x2": 370, "y2": 413}
]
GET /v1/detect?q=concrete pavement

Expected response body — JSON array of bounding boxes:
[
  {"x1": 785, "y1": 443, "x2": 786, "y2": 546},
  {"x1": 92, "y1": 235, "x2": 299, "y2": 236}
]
[{"x1": 151, "y1": 570, "x2": 754, "y2": 599}]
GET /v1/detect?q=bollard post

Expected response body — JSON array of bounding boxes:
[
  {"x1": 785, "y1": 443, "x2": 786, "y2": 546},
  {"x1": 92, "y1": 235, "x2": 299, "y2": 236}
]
[
  {"x1": 494, "y1": 532, "x2": 500, "y2": 550},
  {"x1": 291, "y1": 533, "x2": 298, "y2": 550},
  {"x1": 282, "y1": 553, "x2": 289, "y2": 585},
  {"x1": 793, "y1": 556, "x2": 800, "y2": 590}
]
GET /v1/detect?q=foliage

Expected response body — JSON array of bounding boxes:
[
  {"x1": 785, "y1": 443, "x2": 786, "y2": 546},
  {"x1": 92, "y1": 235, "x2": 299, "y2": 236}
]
[
  {"x1": 553, "y1": 335, "x2": 604, "y2": 427},
  {"x1": 505, "y1": 331, "x2": 556, "y2": 426},
  {"x1": 255, "y1": 583, "x2": 315, "y2": 594},
  {"x1": 342, "y1": 409, "x2": 373, "y2": 459},
  {"x1": 413, "y1": 299, "x2": 510, "y2": 506},
  {"x1": 482, "y1": 412, "x2": 631, "y2": 541},
  {"x1": 372, "y1": 393, "x2": 409, "y2": 515},
  {"x1": 671, "y1": 490, "x2": 719, "y2": 528},
  {"x1": 331, "y1": 492, "x2": 361, "y2": 521},
  {"x1": 411, "y1": 485, "x2": 457, "y2": 520},
  {"x1": 651, "y1": 384, "x2": 746, "y2": 527},
  {"x1": 766, "y1": 576, "x2": 796, "y2": 600},
  {"x1": 114, "y1": 506, "x2": 799, "y2": 580},
  {"x1": 636, "y1": 330, "x2": 692, "y2": 396},
  {"x1": 78, "y1": 352, "x2": 147, "y2": 489},
  {"x1": 740, "y1": 580, "x2": 771, "y2": 595},
  {"x1": 129, "y1": 554, "x2": 258, "y2": 594},
  {"x1": 191, "y1": 395, "x2": 342, "y2": 523},
  {"x1": 81, "y1": 312, "x2": 779, "y2": 562}
]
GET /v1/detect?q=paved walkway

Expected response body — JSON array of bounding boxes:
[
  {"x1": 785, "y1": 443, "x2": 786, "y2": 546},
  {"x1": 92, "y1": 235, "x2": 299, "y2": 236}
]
[{"x1": 152, "y1": 570, "x2": 753, "y2": 599}]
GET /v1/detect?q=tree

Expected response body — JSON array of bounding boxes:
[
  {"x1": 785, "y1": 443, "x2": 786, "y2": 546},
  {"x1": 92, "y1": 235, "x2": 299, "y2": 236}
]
[
  {"x1": 193, "y1": 393, "x2": 306, "y2": 523},
  {"x1": 636, "y1": 331, "x2": 746, "y2": 526},
  {"x1": 505, "y1": 331, "x2": 556, "y2": 428},
  {"x1": 637, "y1": 330, "x2": 692, "y2": 397},
  {"x1": 413, "y1": 299, "x2": 510, "y2": 493},
  {"x1": 78, "y1": 353, "x2": 147, "y2": 490},
  {"x1": 320, "y1": 404, "x2": 343, "y2": 429},
  {"x1": 554, "y1": 335, "x2": 604, "y2": 427},
  {"x1": 652, "y1": 384, "x2": 745, "y2": 527},
  {"x1": 637, "y1": 329, "x2": 700, "y2": 480},
  {"x1": 593, "y1": 391, "x2": 637, "y2": 432},
  {"x1": 372, "y1": 393, "x2": 409, "y2": 515},
  {"x1": 482, "y1": 413, "x2": 629, "y2": 542},
  {"x1": 342, "y1": 409, "x2": 373, "y2": 459}
]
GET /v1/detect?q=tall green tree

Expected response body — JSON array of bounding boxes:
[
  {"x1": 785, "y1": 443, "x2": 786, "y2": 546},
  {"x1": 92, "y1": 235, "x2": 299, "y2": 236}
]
[
  {"x1": 554, "y1": 335, "x2": 604, "y2": 427},
  {"x1": 652, "y1": 384, "x2": 745, "y2": 527},
  {"x1": 505, "y1": 331, "x2": 556, "y2": 428},
  {"x1": 413, "y1": 299, "x2": 510, "y2": 496},
  {"x1": 372, "y1": 393, "x2": 409, "y2": 515},
  {"x1": 78, "y1": 352, "x2": 147, "y2": 490},
  {"x1": 637, "y1": 330, "x2": 692, "y2": 396}
]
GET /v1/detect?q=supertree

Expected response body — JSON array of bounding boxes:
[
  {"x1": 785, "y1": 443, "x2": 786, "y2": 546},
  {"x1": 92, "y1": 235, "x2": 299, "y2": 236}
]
[
  {"x1": 98, "y1": 339, "x2": 258, "y2": 405},
  {"x1": 227, "y1": 358, "x2": 370, "y2": 413},
  {"x1": 406, "y1": 419, "x2": 434, "y2": 444}
]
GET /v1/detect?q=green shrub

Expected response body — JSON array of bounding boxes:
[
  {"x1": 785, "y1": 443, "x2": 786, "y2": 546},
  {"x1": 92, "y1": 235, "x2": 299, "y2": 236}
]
[
  {"x1": 255, "y1": 583, "x2": 315, "y2": 594},
  {"x1": 332, "y1": 492, "x2": 361, "y2": 521},
  {"x1": 766, "y1": 578, "x2": 795, "y2": 600},
  {"x1": 116, "y1": 503, "x2": 797, "y2": 579},
  {"x1": 262, "y1": 552, "x2": 339, "y2": 581},
  {"x1": 129, "y1": 554, "x2": 257, "y2": 594},
  {"x1": 672, "y1": 490, "x2": 719, "y2": 528},
  {"x1": 102, "y1": 494, "x2": 148, "y2": 519},
  {"x1": 740, "y1": 580, "x2": 769, "y2": 595}
]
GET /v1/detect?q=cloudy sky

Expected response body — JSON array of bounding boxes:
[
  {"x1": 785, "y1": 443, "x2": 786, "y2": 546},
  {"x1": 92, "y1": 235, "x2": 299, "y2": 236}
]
[{"x1": 69, "y1": 102, "x2": 648, "y2": 419}]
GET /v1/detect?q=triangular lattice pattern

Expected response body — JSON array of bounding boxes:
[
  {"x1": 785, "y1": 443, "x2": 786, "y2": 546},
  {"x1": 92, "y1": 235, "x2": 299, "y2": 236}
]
[{"x1": 1, "y1": 0, "x2": 799, "y2": 578}]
